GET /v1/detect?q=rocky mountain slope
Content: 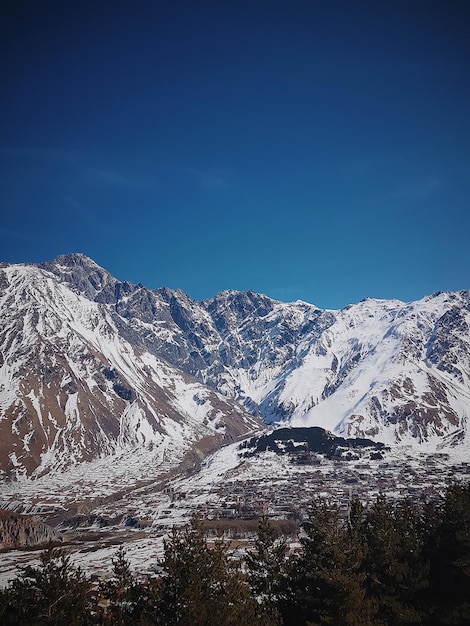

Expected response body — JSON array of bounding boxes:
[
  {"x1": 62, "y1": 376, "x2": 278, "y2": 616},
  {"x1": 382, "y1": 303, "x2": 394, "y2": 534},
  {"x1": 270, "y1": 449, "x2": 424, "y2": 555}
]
[
  {"x1": 0, "y1": 257, "x2": 261, "y2": 478},
  {"x1": 0, "y1": 510, "x2": 60, "y2": 549},
  {"x1": 1, "y1": 254, "x2": 469, "y2": 479}
]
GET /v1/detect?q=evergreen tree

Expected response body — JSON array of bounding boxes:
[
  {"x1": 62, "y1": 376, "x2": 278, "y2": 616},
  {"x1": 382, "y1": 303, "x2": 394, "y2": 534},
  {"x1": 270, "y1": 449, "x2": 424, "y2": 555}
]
[
  {"x1": 153, "y1": 515, "x2": 275, "y2": 626},
  {"x1": 100, "y1": 545, "x2": 151, "y2": 625},
  {"x1": 282, "y1": 498, "x2": 374, "y2": 626},
  {"x1": 395, "y1": 498, "x2": 429, "y2": 620},
  {"x1": 364, "y1": 494, "x2": 427, "y2": 624},
  {"x1": 347, "y1": 497, "x2": 368, "y2": 570},
  {"x1": 425, "y1": 483, "x2": 470, "y2": 624},
  {"x1": 245, "y1": 515, "x2": 286, "y2": 623},
  {"x1": 0, "y1": 543, "x2": 93, "y2": 626}
]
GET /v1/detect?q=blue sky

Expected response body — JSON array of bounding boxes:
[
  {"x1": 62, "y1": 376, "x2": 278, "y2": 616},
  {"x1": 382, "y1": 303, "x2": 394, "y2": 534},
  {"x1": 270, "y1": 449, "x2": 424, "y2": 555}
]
[{"x1": 1, "y1": 0, "x2": 469, "y2": 309}]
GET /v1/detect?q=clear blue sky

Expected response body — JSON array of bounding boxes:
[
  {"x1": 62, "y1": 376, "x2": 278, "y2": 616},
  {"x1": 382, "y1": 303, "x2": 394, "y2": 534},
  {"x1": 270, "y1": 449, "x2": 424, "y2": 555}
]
[{"x1": 1, "y1": 0, "x2": 469, "y2": 309}]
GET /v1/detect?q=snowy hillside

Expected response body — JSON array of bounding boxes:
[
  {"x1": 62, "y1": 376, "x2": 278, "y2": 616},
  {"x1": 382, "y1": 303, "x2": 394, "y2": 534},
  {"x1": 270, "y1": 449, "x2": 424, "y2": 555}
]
[
  {"x1": 0, "y1": 260, "x2": 261, "y2": 478},
  {"x1": 0, "y1": 253, "x2": 469, "y2": 482},
  {"x1": 204, "y1": 291, "x2": 470, "y2": 449}
]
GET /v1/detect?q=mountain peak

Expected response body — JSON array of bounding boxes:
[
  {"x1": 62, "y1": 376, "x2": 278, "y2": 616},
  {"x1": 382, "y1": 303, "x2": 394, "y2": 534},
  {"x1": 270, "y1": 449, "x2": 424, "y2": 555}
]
[
  {"x1": 43, "y1": 252, "x2": 108, "y2": 274},
  {"x1": 38, "y1": 253, "x2": 118, "y2": 302},
  {"x1": 46, "y1": 253, "x2": 103, "y2": 271}
]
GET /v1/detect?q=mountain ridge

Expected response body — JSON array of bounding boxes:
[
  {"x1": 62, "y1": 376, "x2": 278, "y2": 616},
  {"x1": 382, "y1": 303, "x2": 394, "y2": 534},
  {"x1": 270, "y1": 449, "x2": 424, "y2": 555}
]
[
  {"x1": 0, "y1": 257, "x2": 261, "y2": 478},
  {"x1": 1, "y1": 254, "x2": 469, "y2": 479}
]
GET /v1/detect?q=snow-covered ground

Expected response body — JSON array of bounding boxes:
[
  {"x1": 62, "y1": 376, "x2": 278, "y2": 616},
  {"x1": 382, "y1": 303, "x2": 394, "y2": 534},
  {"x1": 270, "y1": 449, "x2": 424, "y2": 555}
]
[{"x1": 2, "y1": 435, "x2": 468, "y2": 587}]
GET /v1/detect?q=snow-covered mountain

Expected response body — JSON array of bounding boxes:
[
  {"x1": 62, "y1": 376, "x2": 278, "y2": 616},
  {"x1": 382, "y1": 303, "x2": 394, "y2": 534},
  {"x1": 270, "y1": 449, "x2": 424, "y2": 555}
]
[
  {"x1": 1, "y1": 253, "x2": 469, "y2": 479},
  {"x1": 0, "y1": 257, "x2": 261, "y2": 478}
]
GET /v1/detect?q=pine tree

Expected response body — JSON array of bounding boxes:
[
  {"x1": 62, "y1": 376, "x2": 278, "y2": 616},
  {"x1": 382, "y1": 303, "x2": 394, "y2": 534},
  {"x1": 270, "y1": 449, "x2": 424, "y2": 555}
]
[
  {"x1": 425, "y1": 483, "x2": 470, "y2": 624},
  {"x1": 282, "y1": 498, "x2": 374, "y2": 626},
  {"x1": 395, "y1": 498, "x2": 429, "y2": 620},
  {"x1": 100, "y1": 545, "x2": 151, "y2": 625},
  {"x1": 347, "y1": 496, "x2": 368, "y2": 572},
  {"x1": 364, "y1": 494, "x2": 427, "y2": 624},
  {"x1": 0, "y1": 543, "x2": 93, "y2": 625},
  {"x1": 245, "y1": 515, "x2": 286, "y2": 623},
  {"x1": 153, "y1": 515, "x2": 275, "y2": 626}
]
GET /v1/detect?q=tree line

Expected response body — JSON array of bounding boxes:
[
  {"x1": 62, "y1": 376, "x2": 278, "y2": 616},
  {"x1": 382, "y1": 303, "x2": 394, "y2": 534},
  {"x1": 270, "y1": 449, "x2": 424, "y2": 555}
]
[{"x1": 0, "y1": 483, "x2": 469, "y2": 625}]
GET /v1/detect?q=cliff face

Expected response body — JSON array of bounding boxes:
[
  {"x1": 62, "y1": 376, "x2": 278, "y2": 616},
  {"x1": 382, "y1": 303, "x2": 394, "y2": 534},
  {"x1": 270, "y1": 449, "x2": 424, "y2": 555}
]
[{"x1": 0, "y1": 510, "x2": 61, "y2": 549}]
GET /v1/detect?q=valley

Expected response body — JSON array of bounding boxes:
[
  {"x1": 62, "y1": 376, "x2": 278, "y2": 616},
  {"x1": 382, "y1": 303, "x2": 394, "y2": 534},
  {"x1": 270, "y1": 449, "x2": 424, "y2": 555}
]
[{"x1": 1, "y1": 428, "x2": 469, "y2": 586}]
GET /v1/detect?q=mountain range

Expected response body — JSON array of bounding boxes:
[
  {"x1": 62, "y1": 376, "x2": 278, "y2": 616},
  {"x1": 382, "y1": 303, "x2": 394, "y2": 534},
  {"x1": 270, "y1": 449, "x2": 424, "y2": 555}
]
[{"x1": 1, "y1": 253, "x2": 469, "y2": 479}]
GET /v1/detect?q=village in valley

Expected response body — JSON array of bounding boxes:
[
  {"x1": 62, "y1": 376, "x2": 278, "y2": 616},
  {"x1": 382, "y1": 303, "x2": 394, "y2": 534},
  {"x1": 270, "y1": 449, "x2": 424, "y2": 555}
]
[
  {"x1": 1, "y1": 429, "x2": 470, "y2": 584},
  {"x1": 144, "y1": 441, "x2": 470, "y2": 534}
]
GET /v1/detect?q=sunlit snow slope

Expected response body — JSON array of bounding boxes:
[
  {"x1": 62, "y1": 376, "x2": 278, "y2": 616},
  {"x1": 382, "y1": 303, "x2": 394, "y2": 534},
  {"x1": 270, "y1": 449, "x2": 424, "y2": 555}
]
[
  {"x1": 1, "y1": 253, "x2": 469, "y2": 481},
  {"x1": 201, "y1": 290, "x2": 470, "y2": 448},
  {"x1": 0, "y1": 261, "x2": 260, "y2": 478}
]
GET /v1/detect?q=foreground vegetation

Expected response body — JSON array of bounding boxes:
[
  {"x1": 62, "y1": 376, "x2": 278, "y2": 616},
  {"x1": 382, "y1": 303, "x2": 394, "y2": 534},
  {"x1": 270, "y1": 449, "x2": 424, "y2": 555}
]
[{"x1": 1, "y1": 483, "x2": 469, "y2": 625}]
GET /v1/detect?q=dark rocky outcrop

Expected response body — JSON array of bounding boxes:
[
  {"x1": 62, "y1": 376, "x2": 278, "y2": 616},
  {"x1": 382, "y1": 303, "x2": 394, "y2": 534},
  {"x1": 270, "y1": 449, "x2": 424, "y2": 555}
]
[{"x1": 0, "y1": 510, "x2": 61, "y2": 549}]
